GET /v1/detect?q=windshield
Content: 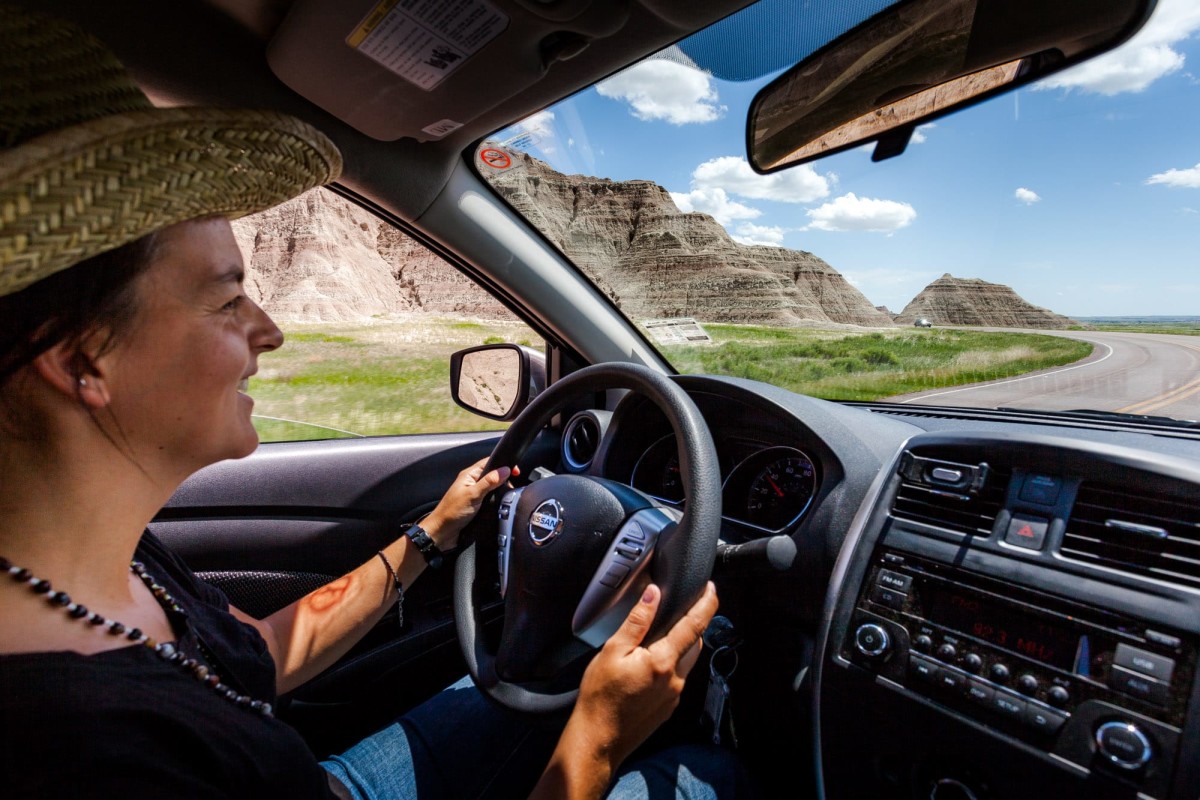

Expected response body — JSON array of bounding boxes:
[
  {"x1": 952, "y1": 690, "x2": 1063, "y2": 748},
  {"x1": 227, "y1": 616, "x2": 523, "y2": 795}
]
[{"x1": 479, "y1": 0, "x2": 1200, "y2": 423}]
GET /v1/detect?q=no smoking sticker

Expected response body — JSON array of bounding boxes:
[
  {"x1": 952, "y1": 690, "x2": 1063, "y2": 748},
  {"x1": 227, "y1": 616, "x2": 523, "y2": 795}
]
[{"x1": 479, "y1": 148, "x2": 512, "y2": 169}]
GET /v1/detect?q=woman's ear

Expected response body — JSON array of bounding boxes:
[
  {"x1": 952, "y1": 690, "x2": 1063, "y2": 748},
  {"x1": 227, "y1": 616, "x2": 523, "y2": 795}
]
[{"x1": 30, "y1": 340, "x2": 111, "y2": 410}]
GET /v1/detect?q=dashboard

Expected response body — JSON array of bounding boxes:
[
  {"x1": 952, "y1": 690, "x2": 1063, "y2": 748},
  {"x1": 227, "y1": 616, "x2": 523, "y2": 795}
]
[{"x1": 552, "y1": 373, "x2": 1200, "y2": 800}]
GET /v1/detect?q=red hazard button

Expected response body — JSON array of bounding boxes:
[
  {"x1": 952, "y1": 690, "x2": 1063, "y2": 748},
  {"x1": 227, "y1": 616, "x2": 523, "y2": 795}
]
[{"x1": 1004, "y1": 514, "x2": 1049, "y2": 551}]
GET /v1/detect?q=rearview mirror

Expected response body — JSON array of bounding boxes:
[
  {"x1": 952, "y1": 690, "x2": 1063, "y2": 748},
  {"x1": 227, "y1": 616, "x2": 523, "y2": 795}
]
[
  {"x1": 747, "y1": 0, "x2": 1153, "y2": 171},
  {"x1": 450, "y1": 344, "x2": 546, "y2": 421}
]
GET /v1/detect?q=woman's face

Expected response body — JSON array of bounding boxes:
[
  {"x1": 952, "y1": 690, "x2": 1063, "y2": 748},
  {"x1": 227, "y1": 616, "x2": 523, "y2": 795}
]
[{"x1": 99, "y1": 217, "x2": 283, "y2": 476}]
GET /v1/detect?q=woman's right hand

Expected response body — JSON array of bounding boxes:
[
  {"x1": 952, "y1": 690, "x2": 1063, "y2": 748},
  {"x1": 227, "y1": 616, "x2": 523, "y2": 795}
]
[{"x1": 532, "y1": 581, "x2": 719, "y2": 798}]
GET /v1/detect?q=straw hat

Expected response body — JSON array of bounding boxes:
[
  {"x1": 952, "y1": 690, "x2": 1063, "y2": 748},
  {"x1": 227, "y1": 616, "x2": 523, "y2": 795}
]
[{"x1": 0, "y1": 5, "x2": 343, "y2": 298}]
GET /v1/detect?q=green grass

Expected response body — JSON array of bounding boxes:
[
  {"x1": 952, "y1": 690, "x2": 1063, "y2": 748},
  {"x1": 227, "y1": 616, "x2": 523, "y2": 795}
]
[
  {"x1": 250, "y1": 318, "x2": 542, "y2": 442},
  {"x1": 661, "y1": 325, "x2": 1092, "y2": 401},
  {"x1": 250, "y1": 319, "x2": 1092, "y2": 442}
]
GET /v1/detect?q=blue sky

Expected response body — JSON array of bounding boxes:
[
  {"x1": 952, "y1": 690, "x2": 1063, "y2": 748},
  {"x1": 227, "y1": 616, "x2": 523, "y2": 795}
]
[{"x1": 494, "y1": 0, "x2": 1200, "y2": 317}]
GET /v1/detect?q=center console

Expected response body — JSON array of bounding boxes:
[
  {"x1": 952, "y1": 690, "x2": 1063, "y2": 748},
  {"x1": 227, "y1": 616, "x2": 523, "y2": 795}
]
[{"x1": 817, "y1": 433, "x2": 1200, "y2": 800}]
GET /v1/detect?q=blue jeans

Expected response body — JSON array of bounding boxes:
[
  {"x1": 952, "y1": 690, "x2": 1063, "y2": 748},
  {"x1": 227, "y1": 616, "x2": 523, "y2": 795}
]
[{"x1": 320, "y1": 677, "x2": 743, "y2": 799}]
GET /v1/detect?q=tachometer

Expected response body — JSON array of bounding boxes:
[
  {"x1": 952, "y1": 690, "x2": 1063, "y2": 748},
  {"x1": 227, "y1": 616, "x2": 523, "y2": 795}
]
[{"x1": 630, "y1": 435, "x2": 684, "y2": 503}]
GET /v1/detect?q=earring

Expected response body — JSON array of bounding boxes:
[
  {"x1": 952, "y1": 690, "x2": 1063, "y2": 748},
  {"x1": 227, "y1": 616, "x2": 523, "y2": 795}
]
[{"x1": 78, "y1": 377, "x2": 88, "y2": 387}]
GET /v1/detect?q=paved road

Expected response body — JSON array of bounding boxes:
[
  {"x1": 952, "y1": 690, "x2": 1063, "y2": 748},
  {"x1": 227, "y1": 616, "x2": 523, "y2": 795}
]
[{"x1": 889, "y1": 330, "x2": 1200, "y2": 422}]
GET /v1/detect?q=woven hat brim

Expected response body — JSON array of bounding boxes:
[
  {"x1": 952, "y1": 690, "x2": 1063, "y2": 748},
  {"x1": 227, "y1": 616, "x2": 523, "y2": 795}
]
[{"x1": 0, "y1": 107, "x2": 343, "y2": 297}]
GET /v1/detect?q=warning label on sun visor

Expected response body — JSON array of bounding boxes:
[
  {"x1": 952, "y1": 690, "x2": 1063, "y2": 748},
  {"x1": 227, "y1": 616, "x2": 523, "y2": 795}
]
[{"x1": 347, "y1": 0, "x2": 508, "y2": 91}]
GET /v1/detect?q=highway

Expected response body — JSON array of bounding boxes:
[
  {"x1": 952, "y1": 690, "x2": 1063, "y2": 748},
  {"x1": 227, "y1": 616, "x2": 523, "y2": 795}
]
[{"x1": 889, "y1": 330, "x2": 1200, "y2": 422}]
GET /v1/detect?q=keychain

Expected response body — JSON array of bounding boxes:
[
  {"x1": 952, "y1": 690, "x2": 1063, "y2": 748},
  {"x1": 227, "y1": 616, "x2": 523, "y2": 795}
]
[{"x1": 701, "y1": 644, "x2": 739, "y2": 746}]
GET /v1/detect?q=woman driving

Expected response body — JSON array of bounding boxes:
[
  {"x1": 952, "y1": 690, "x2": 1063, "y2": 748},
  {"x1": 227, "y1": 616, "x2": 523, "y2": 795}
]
[{"x1": 0, "y1": 6, "x2": 737, "y2": 799}]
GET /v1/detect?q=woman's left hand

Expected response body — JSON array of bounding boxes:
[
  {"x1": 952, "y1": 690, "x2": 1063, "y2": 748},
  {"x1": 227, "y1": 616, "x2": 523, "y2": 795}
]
[{"x1": 422, "y1": 458, "x2": 516, "y2": 550}]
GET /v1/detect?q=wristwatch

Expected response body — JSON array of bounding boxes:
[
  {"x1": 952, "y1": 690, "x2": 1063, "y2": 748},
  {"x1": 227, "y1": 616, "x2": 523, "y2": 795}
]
[{"x1": 404, "y1": 523, "x2": 444, "y2": 569}]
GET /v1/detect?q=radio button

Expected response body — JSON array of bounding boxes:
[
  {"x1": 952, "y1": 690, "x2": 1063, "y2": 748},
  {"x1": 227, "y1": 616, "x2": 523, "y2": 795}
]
[
  {"x1": 913, "y1": 634, "x2": 933, "y2": 653},
  {"x1": 937, "y1": 669, "x2": 967, "y2": 694},
  {"x1": 989, "y1": 663, "x2": 1011, "y2": 683},
  {"x1": 1095, "y1": 722, "x2": 1153, "y2": 771},
  {"x1": 966, "y1": 680, "x2": 994, "y2": 706},
  {"x1": 877, "y1": 569, "x2": 912, "y2": 593},
  {"x1": 991, "y1": 691, "x2": 1026, "y2": 718},
  {"x1": 936, "y1": 643, "x2": 957, "y2": 661},
  {"x1": 854, "y1": 623, "x2": 891, "y2": 658},
  {"x1": 1023, "y1": 705, "x2": 1067, "y2": 735},
  {"x1": 870, "y1": 585, "x2": 906, "y2": 610},
  {"x1": 1114, "y1": 644, "x2": 1175, "y2": 683},
  {"x1": 1016, "y1": 673, "x2": 1039, "y2": 695},
  {"x1": 962, "y1": 653, "x2": 983, "y2": 674},
  {"x1": 1110, "y1": 665, "x2": 1168, "y2": 706},
  {"x1": 1047, "y1": 685, "x2": 1070, "y2": 707},
  {"x1": 1144, "y1": 629, "x2": 1181, "y2": 649},
  {"x1": 909, "y1": 655, "x2": 940, "y2": 684}
]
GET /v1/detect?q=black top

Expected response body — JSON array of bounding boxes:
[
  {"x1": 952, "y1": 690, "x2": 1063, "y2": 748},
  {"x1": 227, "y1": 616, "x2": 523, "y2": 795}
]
[{"x1": 0, "y1": 532, "x2": 335, "y2": 799}]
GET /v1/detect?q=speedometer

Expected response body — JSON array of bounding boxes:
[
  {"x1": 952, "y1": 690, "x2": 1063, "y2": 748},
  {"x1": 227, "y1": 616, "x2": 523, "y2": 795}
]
[{"x1": 723, "y1": 446, "x2": 818, "y2": 532}]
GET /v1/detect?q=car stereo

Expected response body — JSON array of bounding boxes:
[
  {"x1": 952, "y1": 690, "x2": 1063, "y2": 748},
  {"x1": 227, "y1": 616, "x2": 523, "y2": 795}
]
[{"x1": 841, "y1": 548, "x2": 1195, "y2": 796}]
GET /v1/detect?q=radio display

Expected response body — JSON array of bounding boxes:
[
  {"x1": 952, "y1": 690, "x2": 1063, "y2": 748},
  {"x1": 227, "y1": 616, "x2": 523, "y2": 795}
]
[{"x1": 924, "y1": 583, "x2": 1079, "y2": 672}]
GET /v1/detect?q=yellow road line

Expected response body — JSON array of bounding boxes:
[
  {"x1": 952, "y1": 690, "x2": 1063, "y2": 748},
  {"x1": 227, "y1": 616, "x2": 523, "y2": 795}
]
[{"x1": 1117, "y1": 340, "x2": 1200, "y2": 415}]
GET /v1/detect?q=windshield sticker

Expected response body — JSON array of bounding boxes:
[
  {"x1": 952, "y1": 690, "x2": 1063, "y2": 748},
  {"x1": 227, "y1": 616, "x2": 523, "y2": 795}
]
[
  {"x1": 643, "y1": 318, "x2": 713, "y2": 345},
  {"x1": 347, "y1": 0, "x2": 509, "y2": 91},
  {"x1": 479, "y1": 147, "x2": 512, "y2": 170}
]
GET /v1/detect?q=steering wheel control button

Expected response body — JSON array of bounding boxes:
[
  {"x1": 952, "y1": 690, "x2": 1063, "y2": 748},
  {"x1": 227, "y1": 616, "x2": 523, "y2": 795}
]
[
  {"x1": 909, "y1": 655, "x2": 939, "y2": 684},
  {"x1": 598, "y1": 563, "x2": 629, "y2": 589},
  {"x1": 1095, "y1": 722, "x2": 1153, "y2": 770},
  {"x1": 966, "y1": 680, "x2": 993, "y2": 706},
  {"x1": 1110, "y1": 665, "x2": 1169, "y2": 705},
  {"x1": 499, "y1": 503, "x2": 511, "y2": 520},
  {"x1": 877, "y1": 569, "x2": 912, "y2": 593},
  {"x1": 989, "y1": 663, "x2": 1011, "y2": 683},
  {"x1": 1016, "y1": 673, "x2": 1039, "y2": 695},
  {"x1": 854, "y1": 623, "x2": 890, "y2": 658},
  {"x1": 1023, "y1": 705, "x2": 1067, "y2": 735},
  {"x1": 936, "y1": 643, "x2": 957, "y2": 661},
  {"x1": 615, "y1": 541, "x2": 643, "y2": 560},
  {"x1": 870, "y1": 585, "x2": 905, "y2": 610},
  {"x1": 622, "y1": 522, "x2": 645, "y2": 541},
  {"x1": 990, "y1": 692, "x2": 1026, "y2": 718},
  {"x1": 962, "y1": 653, "x2": 983, "y2": 674},
  {"x1": 1114, "y1": 644, "x2": 1175, "y2": 682},
  {"x1": 1047, "y1": 685, "x2": 1071, "y2": 707},
  {"x1": 1004, "y1": 514, "x2": 1049, "y2": 551}
]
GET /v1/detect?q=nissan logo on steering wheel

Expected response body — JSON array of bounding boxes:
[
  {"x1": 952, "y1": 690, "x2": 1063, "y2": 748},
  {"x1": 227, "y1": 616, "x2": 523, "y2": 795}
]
[{"x1": 529, "y1": 499, "x2": 564, "y2": 546}]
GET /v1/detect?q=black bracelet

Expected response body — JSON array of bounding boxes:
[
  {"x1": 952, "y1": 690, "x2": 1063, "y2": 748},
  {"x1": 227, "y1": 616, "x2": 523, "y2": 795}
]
[
  {"x1": 376, "y1": 550, "x2": 404, "y2": 629},
  {"x1": 404, "y1": 524, "x2": 444, "y2": 570}
]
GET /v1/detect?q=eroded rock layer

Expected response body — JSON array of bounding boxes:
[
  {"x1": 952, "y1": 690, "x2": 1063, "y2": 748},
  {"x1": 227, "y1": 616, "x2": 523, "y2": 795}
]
[{"x1": 895, "y1": 274, "x2": 1077, "y2": 328}]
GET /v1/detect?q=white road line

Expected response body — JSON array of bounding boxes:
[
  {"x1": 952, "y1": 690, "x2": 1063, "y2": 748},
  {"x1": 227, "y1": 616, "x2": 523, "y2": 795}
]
[{"x1": 899, "y1": 338, "x2": 1115, "y2": 404}]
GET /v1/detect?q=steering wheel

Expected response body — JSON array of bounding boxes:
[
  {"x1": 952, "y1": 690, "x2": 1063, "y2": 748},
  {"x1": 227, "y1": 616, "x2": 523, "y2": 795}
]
[{"x1": 453, "y1": 362, "x2": 721, "y2": 714}]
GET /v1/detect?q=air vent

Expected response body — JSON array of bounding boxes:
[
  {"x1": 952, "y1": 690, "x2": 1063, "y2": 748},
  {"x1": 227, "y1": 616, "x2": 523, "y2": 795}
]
[
  {"x1": 891, "y1": 453, "x2": 1009, "y2": 536},
  {"x1": 562, "y1": 412, "x2": 604, "y2": 471},
  {"x1": 1061, "y1": 483, "x2": 1200, "y2": 589}
]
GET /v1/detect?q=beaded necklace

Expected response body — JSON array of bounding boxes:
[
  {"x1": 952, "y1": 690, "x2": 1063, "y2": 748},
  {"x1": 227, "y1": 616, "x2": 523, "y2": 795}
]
[{"x1": 0, "y1": 555, "x2": 272, "y2": 717}]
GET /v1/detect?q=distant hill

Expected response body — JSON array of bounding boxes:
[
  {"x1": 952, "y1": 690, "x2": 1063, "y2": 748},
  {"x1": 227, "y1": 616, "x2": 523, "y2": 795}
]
[{"x1": 895, "y1": 273, "x2": 1077, "y2": 329}]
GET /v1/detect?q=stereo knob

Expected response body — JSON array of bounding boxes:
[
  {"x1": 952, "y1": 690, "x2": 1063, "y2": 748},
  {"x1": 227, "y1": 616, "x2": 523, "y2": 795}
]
[
  {"x1": 854, "y1": 623, "x2": 891, "y2": 658},
  {"x1": 989, "y1": 663, "x2": 1011, "y2": 683},
  {"x1": 963, "y1": 653, "x2": 983, "y2": 673},
  {"x1": 1095, "y1": 721, "x2": 1152, "y2": 771},
  {"x1": 914, "y1": 634, "x2": 933, "y2": 652},
  {"x1": 1017, "y1": 673, "x2": 1039, "y2": 695},
  {"x1": 1047, "y1": 685, "x2": 1070, "y2": 707},
  {"x1": 936, "y1": 643, "x2": 957, "y2": 661}
]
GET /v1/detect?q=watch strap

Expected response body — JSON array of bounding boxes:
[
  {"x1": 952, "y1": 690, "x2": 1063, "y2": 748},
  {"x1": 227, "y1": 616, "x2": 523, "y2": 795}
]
[{"x1": 404, "y1": 524, "x2": 443, "y2": 569}]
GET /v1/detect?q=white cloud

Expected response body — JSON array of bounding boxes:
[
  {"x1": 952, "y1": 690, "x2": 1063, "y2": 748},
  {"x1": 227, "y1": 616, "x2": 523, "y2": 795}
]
[
  {"x1": 596, "y1": 60, "x2": 725, "y2": 125},
  {"x1": 732, "y1": 223, "x2": 787, "y2": 247},
  {"x1": 805, "y1": 193, "x2": 917, "y2": 233},
  {"x1": 670, "y1": 187, "x2": 761, "y2": 225},
  {"x1": 1034, "y1": 0, "x2": 1200, "y2": 95},
  {"x1": 1147, "y1": 162, "x2": 1200, "y2": 188},
  {"x1": 911, "y1": 123, "x2": 936, "y2": 144},
  {"x1": 1015, "y1": 187, "x2": 1041, "y2": 205},
  {"x1": 690, "y1": 156, "x2": 831, "y2": 203}
]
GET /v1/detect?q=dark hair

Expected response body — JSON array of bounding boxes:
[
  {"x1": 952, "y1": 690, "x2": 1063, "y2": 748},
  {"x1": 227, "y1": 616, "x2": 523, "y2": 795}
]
[{"x1": 0, "y1": 234, "x2": 160, "y2": 392}]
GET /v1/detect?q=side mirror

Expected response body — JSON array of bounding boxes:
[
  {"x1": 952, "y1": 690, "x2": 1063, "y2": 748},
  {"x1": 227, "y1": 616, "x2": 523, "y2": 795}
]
[{"x1": 449, "y1": 344, "x2": 546, "y2": 421}]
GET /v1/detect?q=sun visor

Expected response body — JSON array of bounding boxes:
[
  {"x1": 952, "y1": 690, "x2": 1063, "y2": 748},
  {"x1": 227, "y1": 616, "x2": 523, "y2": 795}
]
[{"x1": 267, "y1": 0, "x2": 629, "y2": 142}]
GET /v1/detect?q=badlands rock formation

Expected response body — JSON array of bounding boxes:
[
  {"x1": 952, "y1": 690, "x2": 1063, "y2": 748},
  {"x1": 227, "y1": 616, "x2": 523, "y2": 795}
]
[
  {"x1": 231, "y1": 189, "x2": 508, "y2": 322},
  {"x1": 895, "y1": 274, "x2": 1077, "y2": 329},
  {"x1": 481, "y1": 151, "x2": 894, "y2": 327}
]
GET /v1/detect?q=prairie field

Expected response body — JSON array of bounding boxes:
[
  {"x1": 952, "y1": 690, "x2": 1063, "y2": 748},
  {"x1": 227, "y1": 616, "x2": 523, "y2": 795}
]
[{"x1": 251, "y1": 320, "x2": 1091, "y2": 442}]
